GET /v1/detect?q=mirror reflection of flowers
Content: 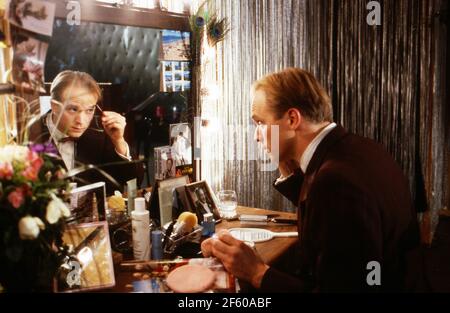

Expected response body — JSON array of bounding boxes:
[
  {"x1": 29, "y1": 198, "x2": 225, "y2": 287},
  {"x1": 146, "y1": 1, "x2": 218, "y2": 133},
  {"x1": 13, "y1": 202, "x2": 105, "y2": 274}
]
[{"x1": 0, "y1": 144, "x2": 71, "y2": 292}]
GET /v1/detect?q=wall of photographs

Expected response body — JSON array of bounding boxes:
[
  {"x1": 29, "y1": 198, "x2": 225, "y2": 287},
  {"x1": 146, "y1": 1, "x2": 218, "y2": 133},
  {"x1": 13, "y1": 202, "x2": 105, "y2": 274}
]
[
  {"x1": 162, "y1": 61, "x2": 190, "y2": 92},
  {"x1": 160, "y1": 30, "x2": 191, "y2": 93}
]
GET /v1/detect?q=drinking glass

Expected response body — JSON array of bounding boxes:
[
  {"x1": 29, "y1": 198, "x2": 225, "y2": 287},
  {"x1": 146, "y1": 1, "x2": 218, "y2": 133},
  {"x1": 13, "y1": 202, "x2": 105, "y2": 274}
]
[{"x1": 217, "y1": 190, "x2": 238, "y2": 219}]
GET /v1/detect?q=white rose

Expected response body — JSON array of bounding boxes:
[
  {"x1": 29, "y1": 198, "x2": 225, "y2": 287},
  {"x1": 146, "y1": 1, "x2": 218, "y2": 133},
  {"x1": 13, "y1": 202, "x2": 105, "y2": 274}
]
[
  {"x1": 0, "y1": 145, "x2": 29, "y2": 163},
  {"x1": 46, "y1": 193, "x2": 71, "y2": 224},
  {"x1": 18, "y1": 216, "x2": 45, "y2": 240}
]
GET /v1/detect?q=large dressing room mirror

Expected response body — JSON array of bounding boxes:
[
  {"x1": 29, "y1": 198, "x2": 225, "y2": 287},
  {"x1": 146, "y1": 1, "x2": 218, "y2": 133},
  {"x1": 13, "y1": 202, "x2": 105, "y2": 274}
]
[{"x1": 42, "y1": 1, "x2": 193, "y2": 187}]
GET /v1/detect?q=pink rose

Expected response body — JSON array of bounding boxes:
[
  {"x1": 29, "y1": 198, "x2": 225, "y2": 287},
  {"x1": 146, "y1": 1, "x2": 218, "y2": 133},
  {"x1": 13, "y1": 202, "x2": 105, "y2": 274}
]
[
  {"x1": 22, "y1": 151, "x2": 44, "y2": 181},
  {"x1": 28, "y1": 150, "x2": 44, "y2": 172},
  {"x1": 8, "y1": 188, "x2": 25, "y2": 209},
  {"x1": 22, "y1": 167, "x2": 38, "y2": 181},
  {"x1": 0, "y1": 162, "x2": 13, "y2": 180}
]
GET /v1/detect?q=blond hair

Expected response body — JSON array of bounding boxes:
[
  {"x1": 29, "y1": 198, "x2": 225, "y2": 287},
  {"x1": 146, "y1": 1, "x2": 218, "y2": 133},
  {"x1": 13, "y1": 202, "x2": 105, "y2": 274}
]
[
  {"x1": 252, "y1": 68, "x2": 333, "y2": 123},
  {"x1": 50, "y1": 70, "x2": 102, "y2": 103}
]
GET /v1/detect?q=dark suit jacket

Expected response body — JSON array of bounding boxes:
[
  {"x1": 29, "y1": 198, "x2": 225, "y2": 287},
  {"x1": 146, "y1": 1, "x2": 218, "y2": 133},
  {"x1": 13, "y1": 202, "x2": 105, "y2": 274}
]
[
  {"x1": 261, "y1": 125, "x2": 420, "y2": 292},
  {"x1": 28, "y1": 112, "x2": 141, "y2": 195},
  {"x1": 194, "y1": 200, "x2": 215, "y2": 221}
]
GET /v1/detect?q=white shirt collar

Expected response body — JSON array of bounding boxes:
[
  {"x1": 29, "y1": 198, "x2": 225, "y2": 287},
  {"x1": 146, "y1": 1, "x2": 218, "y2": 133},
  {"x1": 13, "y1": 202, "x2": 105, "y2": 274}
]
[
  {"x1": 300, "y1": 122, "x2": 337, "y2": 173},
  {"x1": 45, "y1": 112, "x2": 68, "y2": 142}
]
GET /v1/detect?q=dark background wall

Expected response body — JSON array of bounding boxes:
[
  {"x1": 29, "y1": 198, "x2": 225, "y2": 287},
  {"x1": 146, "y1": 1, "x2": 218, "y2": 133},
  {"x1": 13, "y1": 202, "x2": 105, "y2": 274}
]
[{"x1": 304, "y1": 0, "x2": 449, "y2": 223}]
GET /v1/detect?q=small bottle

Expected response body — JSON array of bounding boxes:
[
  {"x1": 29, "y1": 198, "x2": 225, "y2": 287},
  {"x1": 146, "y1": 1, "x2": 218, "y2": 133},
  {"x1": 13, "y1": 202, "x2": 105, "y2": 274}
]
[
  {"x1": 201, "y1": 213, "x2": 215, "y2": 237},
  {"x1": 151, "y1": 230, "x2": 163, "y2": 260},
  {"x1": 131, "y1": 197, "x2": 150, "y2": 260}
]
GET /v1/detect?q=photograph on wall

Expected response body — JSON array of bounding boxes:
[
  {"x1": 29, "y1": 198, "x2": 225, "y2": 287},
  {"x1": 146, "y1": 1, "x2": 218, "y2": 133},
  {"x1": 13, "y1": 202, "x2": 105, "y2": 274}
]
[
  {"x1": 161, "y1": 30, "x2": 190, "y2": 61},
  {"x1": 7, "y1": 0, "x2": 56, "y2": 37},
  {"x1": 154, "y1": 146, "x2": 176, "y2": 180},
  {"x1": 11, "y1": 31, "x2": 48, "y2": 92},
  {"x1": 169, "y1": 123, "x2": 192, "y2": 166},
  {"x1": 161, "y1": 61, "x2": 190, "y2": 93}
]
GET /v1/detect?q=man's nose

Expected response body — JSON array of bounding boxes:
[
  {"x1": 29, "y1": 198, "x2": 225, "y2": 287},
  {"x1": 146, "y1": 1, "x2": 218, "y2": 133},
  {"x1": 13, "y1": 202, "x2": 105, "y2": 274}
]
[{"x1": 74, "y1": 111, "x2": 88, "y2": 126}]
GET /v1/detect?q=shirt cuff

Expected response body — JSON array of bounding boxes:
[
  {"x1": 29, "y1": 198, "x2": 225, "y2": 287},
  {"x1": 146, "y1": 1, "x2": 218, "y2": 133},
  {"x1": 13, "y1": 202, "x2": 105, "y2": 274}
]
[
  {"x1": 115, "y1": 142, "x2": 132, "y2": 161},
  {"x1": 274, "y1": 173, "x2": 294, "y2": 185}
]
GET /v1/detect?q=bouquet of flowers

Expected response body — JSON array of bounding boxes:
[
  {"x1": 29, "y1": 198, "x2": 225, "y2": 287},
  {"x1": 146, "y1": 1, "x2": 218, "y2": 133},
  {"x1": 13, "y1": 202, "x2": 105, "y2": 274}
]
[{"x1": 0, "y1": 143, "x2": 70, "y2": 292}]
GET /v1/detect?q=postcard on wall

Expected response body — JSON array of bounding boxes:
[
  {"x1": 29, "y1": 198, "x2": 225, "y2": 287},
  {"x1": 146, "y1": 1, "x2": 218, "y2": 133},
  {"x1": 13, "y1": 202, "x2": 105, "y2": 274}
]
[
  {"x1": 161, "y1": 29, "x2": 190, "y2": 61},
  {"x1": 7, "y1": 0, "x2": 56, "y2": 37},
  {"x1": 169, "y1": 123, "x2": 192, "y2": 166},
  {"x1": 11, "y1": 30, "x2": 48, "y2": 92},
  {"x1": 154, "y1": 146, "x2": 176, "y2": 181}
]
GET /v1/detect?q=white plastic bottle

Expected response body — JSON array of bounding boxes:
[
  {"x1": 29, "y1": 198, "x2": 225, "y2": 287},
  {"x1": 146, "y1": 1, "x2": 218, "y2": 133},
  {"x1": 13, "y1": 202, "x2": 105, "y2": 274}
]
[{"x1": 131, "y1": 197, "x2": 150, "y2": 260}]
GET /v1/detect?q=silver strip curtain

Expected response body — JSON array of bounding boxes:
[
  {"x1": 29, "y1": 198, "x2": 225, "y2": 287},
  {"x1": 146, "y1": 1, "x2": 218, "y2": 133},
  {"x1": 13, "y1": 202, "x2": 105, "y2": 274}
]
[
  {"x1": 202, "y1": 0, "x2": 449, "y2": 229},
  {"x1": 201, "y1": 0, "x2": 306, "y2": 212}
]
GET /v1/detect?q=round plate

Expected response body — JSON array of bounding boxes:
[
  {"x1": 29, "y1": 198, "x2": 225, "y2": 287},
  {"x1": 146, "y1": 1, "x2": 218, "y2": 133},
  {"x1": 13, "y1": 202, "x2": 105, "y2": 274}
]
[{"x1": 166, "y1": 264, "x2": 216, "y2": 293}]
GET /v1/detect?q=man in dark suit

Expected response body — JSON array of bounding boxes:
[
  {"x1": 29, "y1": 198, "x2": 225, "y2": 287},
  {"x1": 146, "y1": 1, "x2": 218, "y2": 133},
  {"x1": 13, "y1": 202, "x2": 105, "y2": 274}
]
[
  {"x1": 201, "y1": 68, "x2": 420, "y2": 292},
  {"x1": 28, "y1": 70, "x2": 139, "y2": 195},
  {"x1": 193, "y1": 187, "x2": 217, "y2": 222}
]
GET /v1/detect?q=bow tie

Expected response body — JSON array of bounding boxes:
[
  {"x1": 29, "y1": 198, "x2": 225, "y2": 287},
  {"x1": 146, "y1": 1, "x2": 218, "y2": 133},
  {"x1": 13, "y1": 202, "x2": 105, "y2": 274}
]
[{"x1": 58, "y1": 137, "x2": 78, "y2": 143}]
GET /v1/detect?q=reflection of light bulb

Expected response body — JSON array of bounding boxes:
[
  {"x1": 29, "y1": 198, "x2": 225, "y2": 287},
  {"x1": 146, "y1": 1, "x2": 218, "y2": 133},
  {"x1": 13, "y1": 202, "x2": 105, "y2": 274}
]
[
  {"x1": 205, "y1": 45, "x2": 216, "y2": 60},
  {"x1": 77, "y1": 246, "x2": 93, "y2": 268},
  {"x1": 205, "y1": 84, "x2": 220, "y2": 101},
  {"x1": 201, "y1": 116, "x2": 220, "y2": 133}
]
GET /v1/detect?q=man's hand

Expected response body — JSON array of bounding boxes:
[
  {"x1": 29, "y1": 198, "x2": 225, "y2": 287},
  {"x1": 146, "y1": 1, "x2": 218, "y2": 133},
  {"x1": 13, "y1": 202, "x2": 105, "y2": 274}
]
[
  {"x1": 101, "y1": 111, "x2": 127, "y2": 155},
  {"x1": 278, "y1": 159, "x2": 301, "y2": 177},
  {"x1": 201, "y1": 230, "x2": 269, "y2": 288}
]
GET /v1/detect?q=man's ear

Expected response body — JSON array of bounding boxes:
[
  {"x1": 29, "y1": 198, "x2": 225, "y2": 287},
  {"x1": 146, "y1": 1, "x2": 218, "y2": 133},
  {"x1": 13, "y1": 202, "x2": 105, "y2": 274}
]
[
  {"x1": 286, "y1": 108, "x2": 302, "y2": 130},
  {"x1": 50, "y1": 100, "x2": 60, "y2": 114}
]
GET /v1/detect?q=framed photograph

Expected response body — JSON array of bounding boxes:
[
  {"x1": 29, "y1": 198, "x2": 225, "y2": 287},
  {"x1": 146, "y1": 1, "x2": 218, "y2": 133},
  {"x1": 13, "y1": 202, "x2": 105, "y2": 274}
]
[
  {"x1": 7, "y1": 0, "x2": 56, "y2": 37},
  {"x1": 11, "y1": 31, "x2": 48, "y2": 93},
  {"x1": 174, "y1": 72, "x2": 182, "y2": 81},
  {"x1": 69, "y1": 182, "x2": 107, "y2": 224},
  {"x1": 56, "y1": 221, "x2": 115, "y2": 292},
  {"x1": 185, "y1": 181, "x2": 221, "y2": 223},
  {"x1": 174, "y1": 62, "x2": 182, "y2": 71},
  {"x1": 154, "y1": 146, "x2": 176, "y2": 180},
  {"x1": 158, "y1": 176, "x2": 190, "y2": 226},
  {"x1": 173, "y1": 83, "x2": 182, "y2": 92},
  {"x1": 169, "y1": 123, "x2": 192, "y2": 166}
]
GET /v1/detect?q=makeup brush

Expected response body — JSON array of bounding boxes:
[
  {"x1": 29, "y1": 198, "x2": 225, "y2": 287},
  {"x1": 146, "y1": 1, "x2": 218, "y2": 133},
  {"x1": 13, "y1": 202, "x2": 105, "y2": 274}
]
[{"x1": 171, "y1": 212, "x2": 198, "y2": 239}]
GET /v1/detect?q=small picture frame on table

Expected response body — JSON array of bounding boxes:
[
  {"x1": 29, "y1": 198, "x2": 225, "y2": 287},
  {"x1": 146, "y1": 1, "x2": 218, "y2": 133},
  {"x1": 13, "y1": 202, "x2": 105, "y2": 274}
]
[
  {"x1": 68, "y1": 182, "x2": 106, "y2": 224},
  {"x1": 158, "y1": 176, "x2": 190, "y2": 227},
  {"x1": 185, "y1": 181, "x2": 221, "y2": 223}
]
